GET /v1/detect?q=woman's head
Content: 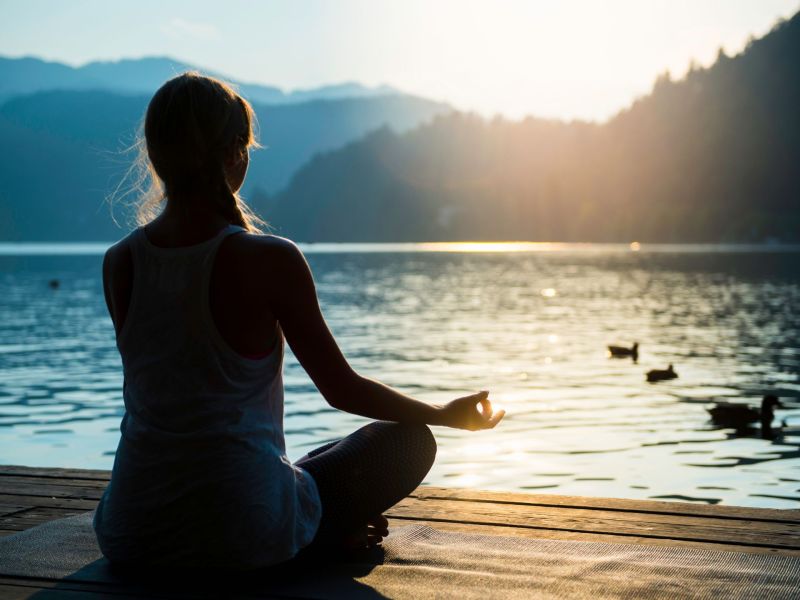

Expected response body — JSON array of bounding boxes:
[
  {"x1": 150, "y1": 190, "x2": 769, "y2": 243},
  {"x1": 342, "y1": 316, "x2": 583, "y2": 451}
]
[{"x1": 132, "y1": 72, "x2": 264, "y2": 231}]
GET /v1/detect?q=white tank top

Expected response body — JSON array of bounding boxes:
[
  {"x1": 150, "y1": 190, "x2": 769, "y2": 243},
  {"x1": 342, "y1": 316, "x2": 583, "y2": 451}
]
[{"x1": 93, "y1": 224, "x2": 322, "y2": 568}]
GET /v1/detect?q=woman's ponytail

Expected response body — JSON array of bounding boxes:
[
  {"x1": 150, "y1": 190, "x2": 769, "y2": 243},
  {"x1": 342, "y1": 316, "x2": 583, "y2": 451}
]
[{"x1": 212, "y1": 162, "x2": 249, "y2": 229}]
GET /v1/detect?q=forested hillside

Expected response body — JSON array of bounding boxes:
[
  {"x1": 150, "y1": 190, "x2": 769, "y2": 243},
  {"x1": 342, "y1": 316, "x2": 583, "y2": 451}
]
[
  {"x1": 1, "y1": 13, "x2": 797, "y2": 242},
  {"x1": 264, "y1": 13, "x2": 800, "y2": 242}
]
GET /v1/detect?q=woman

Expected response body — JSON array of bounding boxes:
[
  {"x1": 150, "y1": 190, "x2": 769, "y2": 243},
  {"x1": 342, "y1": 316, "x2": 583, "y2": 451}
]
[{"x1": 93, "y1": 72, "x2": 504, "y2": 569}]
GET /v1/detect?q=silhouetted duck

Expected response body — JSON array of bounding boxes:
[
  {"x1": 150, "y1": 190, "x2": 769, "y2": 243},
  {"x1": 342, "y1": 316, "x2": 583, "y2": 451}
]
[
  {"x1": 608, "y1": 342, "x2": 638, "y2": 361},
  {"x1": 707, "y1": 395, "x2": 783, "y2": 429},
  {"x1": 646, "y1": 364, "x2": 677, "y2": 382},
  {"x1": 48, "y1": 279, "x2": 60, "y2": 290}
]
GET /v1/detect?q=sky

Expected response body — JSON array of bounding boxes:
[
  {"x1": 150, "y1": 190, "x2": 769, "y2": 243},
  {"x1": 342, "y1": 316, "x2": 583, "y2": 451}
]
[{"x1": 1, "y1": 0, "x2": 798, "y2": 121}]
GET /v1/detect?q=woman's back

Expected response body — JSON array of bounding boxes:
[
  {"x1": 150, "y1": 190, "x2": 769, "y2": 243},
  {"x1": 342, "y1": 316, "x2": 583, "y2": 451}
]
[{"x1": 93, "y1": 224, "x2": 321, "y2": 568}]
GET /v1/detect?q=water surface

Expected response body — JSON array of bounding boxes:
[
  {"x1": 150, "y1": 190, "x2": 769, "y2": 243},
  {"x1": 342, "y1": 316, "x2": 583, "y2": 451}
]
[{"x1": 1, "y1": 243, "x2": 799, "y2": 508}]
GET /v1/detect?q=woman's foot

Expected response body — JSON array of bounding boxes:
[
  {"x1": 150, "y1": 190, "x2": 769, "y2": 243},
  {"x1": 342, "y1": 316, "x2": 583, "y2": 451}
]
[{"x1": 341, "y1": 514, "x2": 390, "y2": 549}]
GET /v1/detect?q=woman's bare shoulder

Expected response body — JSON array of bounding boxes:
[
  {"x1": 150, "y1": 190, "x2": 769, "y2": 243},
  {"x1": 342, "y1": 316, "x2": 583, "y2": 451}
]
[
  {"x1": 103, "y1": 235, "x2": 133, "y2": 278},
  {"x1": 221, "y1": 232, "x2": 309, "y2": 277},
  {"x1": 234, "y1": 232, "x2": 299, "y2": 252}
]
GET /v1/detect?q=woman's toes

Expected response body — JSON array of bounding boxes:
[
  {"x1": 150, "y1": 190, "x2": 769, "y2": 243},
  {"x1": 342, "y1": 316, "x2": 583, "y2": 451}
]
[{"x1": 368, "y1": 514, "x2": 389, "y2": 536}]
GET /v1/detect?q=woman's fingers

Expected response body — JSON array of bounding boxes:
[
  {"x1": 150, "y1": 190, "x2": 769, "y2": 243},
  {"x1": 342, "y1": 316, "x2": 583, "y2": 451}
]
[
  {"x1": 448, "y1": 390, "x2": 504, "y2": 430},
  {"x1": 486, "y1": 409, "x2": 506, "y2": 428},
  {"x1": 478, "y1": 396, "x2": 493, "y2": 418},
  {"x1": 457, "y1": 390, "x2": 488, "y2": 405},
  {"x1": 465, "y1": 391, "x2": 494, "y2": 429}
]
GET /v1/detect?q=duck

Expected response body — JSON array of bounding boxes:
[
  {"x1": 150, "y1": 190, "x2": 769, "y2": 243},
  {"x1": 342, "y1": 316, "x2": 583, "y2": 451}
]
[
  {"x1": 608, "y1": 342, "x2": 638, "y2": 361},
  {"x1": 707, "y1": 395, "x2": 783, "y2": 429},
  {"x1": 646, "y1": 364, "x2": 677, "y2": 382}
]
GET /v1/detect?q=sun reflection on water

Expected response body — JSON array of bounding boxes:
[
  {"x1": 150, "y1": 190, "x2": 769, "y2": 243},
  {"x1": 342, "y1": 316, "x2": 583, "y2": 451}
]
[
  {"x1": 451, "y1": 473, "x2": 483, "y2": 488},
  {"x1": 417, "y1": 242, "x2": 572, "y2": 253},
  {"x1": 2, "y1": 248, "x2": 799, "y2": 508}
]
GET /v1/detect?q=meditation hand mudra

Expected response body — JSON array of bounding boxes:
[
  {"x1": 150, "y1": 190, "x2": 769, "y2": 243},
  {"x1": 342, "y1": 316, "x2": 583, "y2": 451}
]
[{"x1": 93, "y1": 72, "x2": 505, "y2": 568}]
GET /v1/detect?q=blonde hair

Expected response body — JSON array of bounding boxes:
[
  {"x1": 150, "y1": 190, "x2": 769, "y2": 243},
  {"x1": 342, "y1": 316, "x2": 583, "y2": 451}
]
[{"x1": 120, "y1": 71, "x2": 265, "y2": 232}]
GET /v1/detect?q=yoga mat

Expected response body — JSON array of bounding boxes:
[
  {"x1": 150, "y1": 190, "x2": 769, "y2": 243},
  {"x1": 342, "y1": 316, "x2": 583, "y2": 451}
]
[{"x1": 1, "y1": 511, "x2": 798, "y2": 599}]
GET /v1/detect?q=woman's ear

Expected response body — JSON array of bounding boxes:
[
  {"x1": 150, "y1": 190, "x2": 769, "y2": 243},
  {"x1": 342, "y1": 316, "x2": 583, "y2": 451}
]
[
  {"x1": 223, "y1": 144, "x2": 246, "y2": 168},
  {"x1": 223, "y1": 144, "x2": 249, "y2": 192}
]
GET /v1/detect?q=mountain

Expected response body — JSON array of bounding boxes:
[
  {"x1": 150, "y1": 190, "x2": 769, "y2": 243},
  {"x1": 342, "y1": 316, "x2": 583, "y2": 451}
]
[
  {"x1": 3, "y1": 13, "x2": 798, "y2": 243},
  {"x1": 0, "y1": 56, "x2": 400, "y2": 105},
  {"x1": 263, "y1": 13, "x2": 800, "y2": 243},
  {"x1": 0, "y1": 89, "x2": 449, "y2": 240}
]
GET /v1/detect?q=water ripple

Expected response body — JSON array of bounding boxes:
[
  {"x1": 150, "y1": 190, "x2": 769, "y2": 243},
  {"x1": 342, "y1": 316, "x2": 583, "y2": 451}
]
[{"x1": 0, "y1": 248, "x2": 799, "y2": 508}]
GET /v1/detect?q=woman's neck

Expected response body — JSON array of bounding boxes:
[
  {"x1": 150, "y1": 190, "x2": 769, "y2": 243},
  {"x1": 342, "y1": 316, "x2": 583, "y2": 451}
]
[{"x1": 145, "y1": 202, "x2": 231, "y2": 247}]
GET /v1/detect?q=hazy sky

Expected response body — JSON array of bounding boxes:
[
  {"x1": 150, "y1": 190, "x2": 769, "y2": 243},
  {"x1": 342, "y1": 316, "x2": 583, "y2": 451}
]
[{"x1": 1, "y1": 0, "x2": 798, "y2": 120}]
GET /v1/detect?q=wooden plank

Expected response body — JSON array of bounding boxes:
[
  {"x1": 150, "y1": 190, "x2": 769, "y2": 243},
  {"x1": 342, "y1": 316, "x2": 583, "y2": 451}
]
[
  {"x1": 3, "y1": 465, "x2": 796, "y2": 522},
  {"x1": 0, "y1": 504, "x2": 28, "y2": 517},
  {"x1": 404, "y1": 495, "x2": 800, "y2": 537},
  {"x1": 0, "y1": 507, "x2": 85, "y2": 532},
  {"x1": 0, "y1": 483, "x2": 104, "y2": 501},
  {"x1": 416, "y1": 494, "x2": 800, "y2": 536},
  {"x1": 0, "y1": 475, "x2": 109, "y2": 490},
  {"x1": 0, "y1": 466, "x2": 110, "y2": 481},
  {"x1": 0, "y1": 494, "x2": 98, "y2": 511},
  {"x1": 386, "y1": 517, "x2": 800, "y2": 557},
  {"x1": 395, "y1": 496, "x2": 800, "y2": 546},
  {"x1": 412, "y1": 486, "x2": 800, "y2": 523},
  {"x1": 386, "y1": 496, "x2": 800, "y2": 550}
]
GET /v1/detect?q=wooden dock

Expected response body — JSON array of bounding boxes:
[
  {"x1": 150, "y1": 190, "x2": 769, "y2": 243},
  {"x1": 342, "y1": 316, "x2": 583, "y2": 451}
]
[{"x1": 1, "y1": 464, "x2": 799, "y2": 597}]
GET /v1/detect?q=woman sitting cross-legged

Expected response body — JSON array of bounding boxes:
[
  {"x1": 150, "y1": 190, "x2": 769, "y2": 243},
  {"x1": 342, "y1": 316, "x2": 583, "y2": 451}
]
[{"x1": 93, "y1": 72, "x2": 504, "y2": 569}]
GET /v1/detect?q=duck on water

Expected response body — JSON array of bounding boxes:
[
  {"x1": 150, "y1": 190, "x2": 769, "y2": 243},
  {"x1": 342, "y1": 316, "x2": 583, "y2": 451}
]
[
  {"x1": 608, "y1": 342, "x2": 638, "y2": 362},
  {"x1": 646, "y1": 364, "x2": 677, "y2": 383},
  {"x1": 708, "y1": 395, "x2": 783, "y2": 430}
]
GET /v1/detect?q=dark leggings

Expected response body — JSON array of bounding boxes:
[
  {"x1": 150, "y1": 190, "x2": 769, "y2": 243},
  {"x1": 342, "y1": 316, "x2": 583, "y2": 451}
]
[{"x1": 295, "y1": 421, "x2": 437, "y2": 548}]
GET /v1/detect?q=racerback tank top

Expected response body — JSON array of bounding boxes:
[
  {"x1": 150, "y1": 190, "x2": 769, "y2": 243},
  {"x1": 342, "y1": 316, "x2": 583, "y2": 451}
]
[{"x1": 93, "y1": 224, "x2": 322, "y2": 568}]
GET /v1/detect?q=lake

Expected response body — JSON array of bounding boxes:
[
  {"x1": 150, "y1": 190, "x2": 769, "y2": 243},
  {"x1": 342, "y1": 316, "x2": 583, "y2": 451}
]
[{"x1": 1, "y1": 242, "x2": 799, "y2": 508}]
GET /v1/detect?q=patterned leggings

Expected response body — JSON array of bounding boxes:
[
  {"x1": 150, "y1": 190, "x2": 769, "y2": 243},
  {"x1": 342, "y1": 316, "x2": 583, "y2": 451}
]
[{"x1": 295, "y1": 421, "x2": 437, "y2": 549}]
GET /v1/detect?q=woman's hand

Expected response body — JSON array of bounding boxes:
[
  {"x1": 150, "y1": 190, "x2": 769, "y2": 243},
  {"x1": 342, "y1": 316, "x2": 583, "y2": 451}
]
[{"x1": 437, "y1": 391, "x2": 505, "y2": 430}]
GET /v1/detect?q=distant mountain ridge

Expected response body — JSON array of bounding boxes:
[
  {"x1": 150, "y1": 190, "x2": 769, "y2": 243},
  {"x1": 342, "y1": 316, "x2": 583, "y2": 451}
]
[
  {"x1": 2, "y1": 12, "x2": 798, "y2": 243},
  {"x1": 262, "y1": 12, "x2": 800, "y2": 243},
  {"x1": 0, "y1": 57, "x2": 450, "y2": 240},
  {"x1": 0, "y1": 55, "x2": 401, "y2": 105}
]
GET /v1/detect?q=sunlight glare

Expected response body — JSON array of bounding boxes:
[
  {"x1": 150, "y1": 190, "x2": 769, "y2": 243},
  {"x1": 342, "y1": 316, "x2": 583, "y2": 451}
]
[
  {"x1": 461, "y1": 442, "x2": 500, "y2": 457},
  {"x1": 417, "y1": 242, "x2": 569, "y2": 253},
  {"x1": 453, "y1": 473, "x2": 482, "y2": 488}
]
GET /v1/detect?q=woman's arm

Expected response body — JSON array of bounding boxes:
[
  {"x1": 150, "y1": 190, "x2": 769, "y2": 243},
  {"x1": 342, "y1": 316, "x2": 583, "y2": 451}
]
[{"x1": 267, "y1": 239, "x2": 503, "y2": 431}]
